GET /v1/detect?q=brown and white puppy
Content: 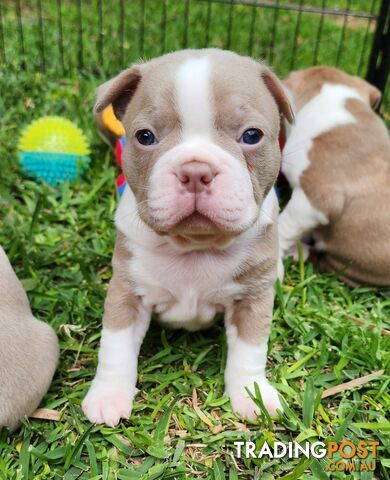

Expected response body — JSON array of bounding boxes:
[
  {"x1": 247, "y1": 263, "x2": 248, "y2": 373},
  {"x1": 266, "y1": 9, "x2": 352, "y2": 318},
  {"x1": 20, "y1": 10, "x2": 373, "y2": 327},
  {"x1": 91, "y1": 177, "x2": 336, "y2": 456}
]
[
  {"x1": 82, "y1": 49, "x2": 294, "y2": 426},
  {"x1": 278, "y1": 66, "x2": 390, "y2": 286},
  {"x1": 0, "y1": 246, "x2": 59, "y2": 431}
]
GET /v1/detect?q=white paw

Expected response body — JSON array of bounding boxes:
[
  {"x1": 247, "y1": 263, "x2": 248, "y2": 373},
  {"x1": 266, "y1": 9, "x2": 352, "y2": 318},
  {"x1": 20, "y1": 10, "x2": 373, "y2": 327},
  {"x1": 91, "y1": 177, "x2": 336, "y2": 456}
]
[
  {"x1": 278, "y1": 237, "x2": 292, "y2": 260},
  {"x1": 290, "y1": 243, "x2": 310, "y2": 261},
  {"x1": 82, "y1": 383, "x2": 135, "y2": 427},
  {"x1": 281, "y1": 242, "x2": 310, "y2": 261},
  {"x1": 227, "y1": 379, "x2": 282, "y2": 420}
]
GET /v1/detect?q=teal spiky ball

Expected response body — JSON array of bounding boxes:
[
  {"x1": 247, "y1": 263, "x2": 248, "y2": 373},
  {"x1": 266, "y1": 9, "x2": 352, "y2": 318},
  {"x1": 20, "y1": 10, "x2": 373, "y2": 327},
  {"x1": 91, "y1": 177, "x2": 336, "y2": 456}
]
[{"x1": 18, "y1": 116, "x2": 91, "y2": 185}]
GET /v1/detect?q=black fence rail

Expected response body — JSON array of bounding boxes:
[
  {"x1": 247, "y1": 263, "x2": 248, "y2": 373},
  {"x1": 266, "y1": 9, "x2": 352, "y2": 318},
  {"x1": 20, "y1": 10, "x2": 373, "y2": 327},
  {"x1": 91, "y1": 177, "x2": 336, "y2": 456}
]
[{"x1": 0, "y1": 0, "x2": 389, "y2": 109}]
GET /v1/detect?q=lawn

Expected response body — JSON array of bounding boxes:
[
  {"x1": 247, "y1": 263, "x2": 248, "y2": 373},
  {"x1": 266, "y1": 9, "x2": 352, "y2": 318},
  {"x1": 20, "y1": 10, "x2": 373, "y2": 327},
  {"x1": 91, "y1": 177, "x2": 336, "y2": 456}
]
[{"x1": 0, "y1": 1, "x2": 389, "y2": 479}]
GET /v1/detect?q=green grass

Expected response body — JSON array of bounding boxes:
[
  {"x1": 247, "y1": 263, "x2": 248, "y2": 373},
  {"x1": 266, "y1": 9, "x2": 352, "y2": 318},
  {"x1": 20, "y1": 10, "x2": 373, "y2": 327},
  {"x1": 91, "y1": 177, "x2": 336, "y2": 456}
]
[{"x1": 0, "y1": 1, "x2": 389, "y2": 479}]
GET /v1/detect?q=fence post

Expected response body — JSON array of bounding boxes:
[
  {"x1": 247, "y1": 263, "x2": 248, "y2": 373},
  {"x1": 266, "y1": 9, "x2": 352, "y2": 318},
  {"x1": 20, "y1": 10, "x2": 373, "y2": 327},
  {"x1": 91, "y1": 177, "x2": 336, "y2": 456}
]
[{"x1": 366, "y1": 0, "x2": 389, "y2": 92}]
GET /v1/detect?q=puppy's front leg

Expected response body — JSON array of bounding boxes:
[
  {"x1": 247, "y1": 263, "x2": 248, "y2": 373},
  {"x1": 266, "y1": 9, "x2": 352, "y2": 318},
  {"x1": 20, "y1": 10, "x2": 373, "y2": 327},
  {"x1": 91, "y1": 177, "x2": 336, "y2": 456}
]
[
  {"x1": 224, "y1": 288, "x2": 281, "y2": 420},
  {"x1": 82, "y1": 277, "x2": 150, "y2": 426},
  {"x1": 279, "y1": 187, "x2": 328, "y2": 258}
]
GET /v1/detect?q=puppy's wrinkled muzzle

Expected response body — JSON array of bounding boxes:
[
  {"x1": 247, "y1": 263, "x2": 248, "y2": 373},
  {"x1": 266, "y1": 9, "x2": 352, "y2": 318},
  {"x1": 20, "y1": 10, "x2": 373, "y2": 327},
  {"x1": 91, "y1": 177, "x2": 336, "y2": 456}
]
[{"x1": 147, "y1": 140, "x2": 258, "y2": 237}]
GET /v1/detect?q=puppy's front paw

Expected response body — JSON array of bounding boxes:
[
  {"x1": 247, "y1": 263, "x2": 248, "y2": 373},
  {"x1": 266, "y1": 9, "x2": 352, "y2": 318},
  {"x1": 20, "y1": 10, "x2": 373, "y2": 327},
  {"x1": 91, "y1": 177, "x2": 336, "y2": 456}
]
[
  {"x1": 278, "y1": 237, "x2": 292, "y2": 260},
  {"x1": 227, "y1": 379, "x2": 282, "y2": 420},
  {"x1": 82, "y1": 383, "x2": 135, "y2": 427},
  {"x1": 280, "y1": 242, "x2": 309, "y2": 262},
  {"x1": 277, "y1": 256, "x2": 285, "y2": 282}
]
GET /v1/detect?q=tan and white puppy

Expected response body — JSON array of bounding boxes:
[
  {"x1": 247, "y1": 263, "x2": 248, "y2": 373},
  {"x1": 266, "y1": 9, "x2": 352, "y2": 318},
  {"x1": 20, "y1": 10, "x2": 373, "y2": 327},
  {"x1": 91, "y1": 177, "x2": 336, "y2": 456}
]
[
  {"x1": 82, "y1": 49, "x2": 294, "y2": 426},
  {"x1": 0, "y1": 246, "x2": 59, "y2": 431},
  {"x1": 279, "y1": 66, "x2": 390, "y2": 286}
]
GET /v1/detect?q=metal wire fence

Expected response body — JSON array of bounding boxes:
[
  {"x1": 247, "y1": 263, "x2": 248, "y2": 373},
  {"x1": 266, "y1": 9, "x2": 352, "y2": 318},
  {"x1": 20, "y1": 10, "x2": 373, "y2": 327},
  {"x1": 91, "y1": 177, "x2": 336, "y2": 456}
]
[{"x1": 0, "y1": 0, "x2": 389, "y2": 107}]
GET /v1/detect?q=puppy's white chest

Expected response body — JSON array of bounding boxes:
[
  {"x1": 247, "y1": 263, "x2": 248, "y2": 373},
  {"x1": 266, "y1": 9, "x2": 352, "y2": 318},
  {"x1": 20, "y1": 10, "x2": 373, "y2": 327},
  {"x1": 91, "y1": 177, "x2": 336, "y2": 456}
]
[
  {"x1": 128, "y1": 247, "x2": 245, "y2": 330},
  {"x1": 116, "y1": 188, "x2": 277, "y2": 330}
]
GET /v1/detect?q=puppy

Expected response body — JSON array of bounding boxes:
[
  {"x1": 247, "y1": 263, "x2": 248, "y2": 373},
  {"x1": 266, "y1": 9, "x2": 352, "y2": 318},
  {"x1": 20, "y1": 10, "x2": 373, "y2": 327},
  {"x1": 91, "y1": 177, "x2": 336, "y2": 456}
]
[
  {"x1": 0, "y1": 246, "x2": 59, "y2": 431},
  {"x1": 82, "y1": 49, "x2": 294, "y2": 426},
  {"x1": 278, "y1": 66, "x2": 390, "y2": 286}
]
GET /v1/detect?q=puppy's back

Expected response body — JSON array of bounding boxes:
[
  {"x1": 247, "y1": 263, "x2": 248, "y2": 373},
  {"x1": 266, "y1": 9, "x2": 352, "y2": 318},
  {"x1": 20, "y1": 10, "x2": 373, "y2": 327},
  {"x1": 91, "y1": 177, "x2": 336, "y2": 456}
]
[{"x1": 283, "y1": 67, "x2": 390, "y2": 286}]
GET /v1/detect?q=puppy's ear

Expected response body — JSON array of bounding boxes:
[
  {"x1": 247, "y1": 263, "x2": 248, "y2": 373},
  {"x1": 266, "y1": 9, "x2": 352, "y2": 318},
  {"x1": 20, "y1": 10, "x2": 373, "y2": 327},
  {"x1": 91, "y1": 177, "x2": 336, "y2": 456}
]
[
  {"x1": 367, "y1": 84, "x2": 381, "y2": 110},
  {"x1": 354, "y1": 77, "x2": 382, "y2": 111},
  {"x1": 261, "y1": 67, "x2": 295, "y2": 124},
  {"x1": 282, "y1": 71, "x2": 300, "y2": 92},
  {"x1": 94, "y1": 65, "x2": 142, "y2": 119}
]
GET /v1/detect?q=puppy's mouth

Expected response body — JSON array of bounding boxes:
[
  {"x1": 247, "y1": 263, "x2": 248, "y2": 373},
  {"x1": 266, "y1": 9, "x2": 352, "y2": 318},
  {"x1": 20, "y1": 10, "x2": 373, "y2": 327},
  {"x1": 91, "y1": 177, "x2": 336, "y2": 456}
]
[
  {"x1": 167, "y1": 212, "x2": 236, "y2": 249},
  {"x1": 173, "y1": 211, "x2": 219, "y2": 235}
]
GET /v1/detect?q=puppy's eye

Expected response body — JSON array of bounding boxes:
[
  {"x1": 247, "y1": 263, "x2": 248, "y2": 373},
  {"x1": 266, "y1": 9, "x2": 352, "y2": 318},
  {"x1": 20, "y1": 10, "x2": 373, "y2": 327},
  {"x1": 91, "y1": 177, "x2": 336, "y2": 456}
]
[
  {"x1": 240, "y1": 128, "x2": 263, "y2": 145},
  {"x1": 136, "y1": 129, "x2": 157, "y2": 146}
]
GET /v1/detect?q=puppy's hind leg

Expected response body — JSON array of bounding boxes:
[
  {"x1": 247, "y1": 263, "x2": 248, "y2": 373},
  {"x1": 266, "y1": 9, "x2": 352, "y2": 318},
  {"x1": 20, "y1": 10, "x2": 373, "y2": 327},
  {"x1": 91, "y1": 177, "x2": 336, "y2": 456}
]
[
  {"x1": 279, "y1": 188, "x2": 328, "y2": 260},
  {"x1": 82, "y1": 277, "x2": 150, "y2": 427}
]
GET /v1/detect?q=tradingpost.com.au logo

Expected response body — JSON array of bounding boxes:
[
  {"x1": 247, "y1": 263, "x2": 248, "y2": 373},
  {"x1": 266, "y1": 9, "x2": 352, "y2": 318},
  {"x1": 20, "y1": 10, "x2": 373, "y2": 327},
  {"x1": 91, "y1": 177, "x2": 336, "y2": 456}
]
[{"x1": 234, "y1": 440, "x2": 379, "y2": 473}]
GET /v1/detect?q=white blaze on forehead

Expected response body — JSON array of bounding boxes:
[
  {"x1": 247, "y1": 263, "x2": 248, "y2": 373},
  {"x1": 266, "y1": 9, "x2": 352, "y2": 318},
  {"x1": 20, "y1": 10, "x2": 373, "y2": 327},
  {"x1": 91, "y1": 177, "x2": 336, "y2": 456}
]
[{"x1": 175, "y1": 57, "x2": 213, "y2": 139}]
